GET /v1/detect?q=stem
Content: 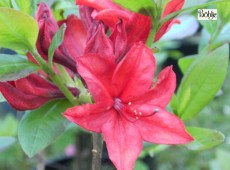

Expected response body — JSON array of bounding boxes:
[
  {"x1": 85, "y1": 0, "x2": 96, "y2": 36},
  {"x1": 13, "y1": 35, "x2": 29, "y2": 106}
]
[
  {"x1": 51, "y1": 74, "x2": 78, "y2": 106},
  {"x1": 92, "y1": 133, "x2": 103, "y2": 170},
  {"x1": 35, "y1": 151, "x2": 46, "y2": 170},
  {"x1": 30, "y1": 49, "x2": 78, "y2": 106}
]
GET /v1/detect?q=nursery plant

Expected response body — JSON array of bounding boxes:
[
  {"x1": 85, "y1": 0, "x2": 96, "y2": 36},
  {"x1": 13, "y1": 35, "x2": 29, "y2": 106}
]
[{"x1": 0, "y1": 0, "x2": 229, "y2": 170}]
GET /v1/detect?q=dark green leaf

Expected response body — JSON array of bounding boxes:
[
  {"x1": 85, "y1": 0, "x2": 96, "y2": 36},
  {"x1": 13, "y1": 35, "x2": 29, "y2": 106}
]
[
  {"x1": 113, "y1": 0, "x2": 156, "y2": 18},
  {"x1": 178, "y1": 55, "x2": 196, "y2": 75},
  {"x1": 0, "y1": 54, "x2": 40, "y2": 82},
  {"x1": 0, "y1": 137, "x2": 16, "y2": 152},
  {"x1": 183, "y1": 127, "x2": 225, "y2": 150},
  {"x1": 0, "y1": 7, "x2": 38, "y2": 50},
  {"x1": 48, "y1": 24, "x2": 66, "y2": 67},
  {"x1": 177, "y1": 45, "x2": 229, "y2": 120},
  {"x1": 18, "y1": 99, "x2": 72, "y2": 157}
]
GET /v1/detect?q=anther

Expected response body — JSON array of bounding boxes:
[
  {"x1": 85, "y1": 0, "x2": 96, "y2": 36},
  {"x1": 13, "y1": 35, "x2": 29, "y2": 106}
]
[
  {"x1": 135, "y1": 116, "x2": 139, "y2": 120},
  {"x1": 128, "y1": 102, "x2": 132, "y2": 106},
  {"x1": 154, "y1": 108, "x2": 159, "y2": 113},
  {"x1": 139, "y1": 112, "x2": 142, "y2": 116}
]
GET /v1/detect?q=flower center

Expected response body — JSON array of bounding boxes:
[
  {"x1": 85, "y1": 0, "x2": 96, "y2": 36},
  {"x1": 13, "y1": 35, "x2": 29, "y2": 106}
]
[{"x1": 113, "y1": 98, "x2": 159, "y2": 122}]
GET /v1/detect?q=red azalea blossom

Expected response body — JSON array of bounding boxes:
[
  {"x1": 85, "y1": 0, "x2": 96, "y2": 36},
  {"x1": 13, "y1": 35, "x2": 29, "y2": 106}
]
[
  {"x1": 64, "y1": 42, "x2": 193, "y2": 170},
  {"x1": 35, "y1": 2, "x2": 87, "y2": 72},
  {"x1": 0, "y1": 74, "x2": 79, "y2": 111},
  {"x1": 154, "y1": 0, "x2": 185, "y2": 41},
  {"x1": 77, "y1": 0, "x2": 151, "y2": 57}
]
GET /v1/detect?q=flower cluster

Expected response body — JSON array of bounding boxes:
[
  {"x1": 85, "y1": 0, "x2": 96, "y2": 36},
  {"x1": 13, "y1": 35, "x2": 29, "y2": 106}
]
[{"x1": 0, "y1": 0, "x2": 193, "y2": 170}]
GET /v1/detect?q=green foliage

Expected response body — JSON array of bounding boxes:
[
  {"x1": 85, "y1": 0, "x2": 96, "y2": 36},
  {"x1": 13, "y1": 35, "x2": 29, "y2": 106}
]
[
  {"x1": 210, "y1": 150, "x2": 230, "y2": 170},
  {"x1": 178, "y1": 55, "x2": 196, "y2": 75},
  {"x1": 0, "y1": 8, "x2": 38, "y2": 51},
  {"x1": 48, "y1": 24, "x2": 66, "y2": 67},
  {"x1": 0, "y1": 114, "x2": 18, "y2": 152},
  {"x1": 177, "y1": 45, "x2": 229, "y2": 120},
  {"x1": 0, "y1": 137, "x2": 16, "y2": 152},
  {"x1": 134, "y1": 160, "x2": 149, "y2": 170},
  {"x1": 184, "y1": 127, "x2": 225, "y2": 150},
  {"x1": 18, "y1": 99, "x2": 72, "y2": 157},
  {"x1": 0, "y1": 0, "x2": 11, "y2": 7},
  {"x1": 112, "y1": 0, "x2": 157, "y2": 18},
  {"x1": 11, "y1": 0, "x2": 31, "y2": 14},
  {"x1": 0, "y1": 54, "x2": 40, "y2": 82},
  {"x1": 0, "y1": 114, "x2": 18, "y2": 136}
]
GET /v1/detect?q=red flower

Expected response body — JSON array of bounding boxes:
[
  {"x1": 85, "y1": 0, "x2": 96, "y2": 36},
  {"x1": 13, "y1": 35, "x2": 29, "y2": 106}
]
[
  {"x1": 76, "y1": 0, "x2": 151, "y2": 59},
  {"x1": 64, "y1": 42, "x2": 193, "y2": 170},
  {"x1": 154, "y1": 0, "x2": 184, "y2": 41},
  {"x1": 0, "y1": 74, "x2": 79, "y2": 111},
  {"x1": 35, "y1": 2, "x2": 87, "y2": 72}
]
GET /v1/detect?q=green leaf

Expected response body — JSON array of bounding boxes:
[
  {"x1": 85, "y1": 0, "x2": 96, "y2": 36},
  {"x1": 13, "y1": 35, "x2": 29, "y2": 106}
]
[
  {"x1": 216, "y1": 1, "x2": 230, "y2": 24},
  {"x1": 0, "y1": 114, "x2": 18, "y2": 136},
  {"x1": 18, "y1": 99, "x2": 72, "y2": 158},
  {"x1": 0, "y1": 7, "x2": 38, "y2": 51},
  {"x1": 48, "y1": 24, "x2": 66, "y2": 67},
  {"x1": 113, "y1": 0, "x2": 157, "y2": 18},
  {"x1": 11, "y1": 0, "x2": 31, "y2": 14},
  {"x1": 178, "y1": 55, "x2": 196, "y2": 75},
  {"x1": 177, "y1": 45, "x2": 229, "y2": 120},
  {"x1": 0, "y1": 0, "x2": 11, "y2": 7},
  {"x1": 0, "y1": 54, "x2": 40, "y2": 82},
  {"x1": 0, "y1": 137, "x2": 16, "y2": 152},
  {"x1": 134, "y1": 160, "x2": 149, "y2": 170},
  {"x1": 183, "y1": 127, "x2": 225, "y2": 150}
]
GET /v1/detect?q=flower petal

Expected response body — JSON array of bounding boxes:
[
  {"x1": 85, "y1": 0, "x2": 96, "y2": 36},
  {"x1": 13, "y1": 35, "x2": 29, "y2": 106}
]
[
  {"x1": 15, "y1": 74, "x2": 65, "y2": 98},
  {"x1": 84, "y1": 21, "x2": 114, "y2": 57},
  {"x1": 63, "y1": 15, "x2": 87, "y2": 59},
  {"x1": 0, "y1": 82, "x2": 50, "y2": 111},
  {"x1": 112, "y1": 42, "x2": 155, "y2": 100},
  {"x1": 77, "y1": 54, "x2": 115, "y2": 102},
  {"x1": 102, "y1": 115, "x2": 142, "y2": 170},
  {"x1": 76, "y1": 0, "x2": 121, "y2": 11},
  {"x1": 135, "y1": 108, "x2": 193, "y2": 144},
  {"x1": 132, "y1": 66, "x2": 176, "y2": 108},
  {"x1": 64, "y1": 102, "x2": 113, "y2": 132},
  {"x1": 154, "y1": 19, "x2": 180, "y2": 42},
  {"x1": 162, "y1": 0, "x2": 184, "y2": 18}
]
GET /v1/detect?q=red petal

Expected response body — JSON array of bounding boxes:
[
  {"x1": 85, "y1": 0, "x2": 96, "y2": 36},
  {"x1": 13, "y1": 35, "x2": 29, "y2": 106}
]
[
  {"x1": 125, "y1": 13, "x2": 151, "y2": 45},
  {"x1": 154, "y1": 19, "x2": 180, "y2": 42},
  {"x1": 102, "y1": 115, "x2": 142, "y2": 170},
  {"x1": 109, "y1": 20, "x2": 128, "y2": 61},
  {"x1": 132, "y1": 66, "x2": 176, "y2": 108},
  {"x1": 64, "y1": 102, "x2": 113, "y2": 132},
  {"x1": 135, "y1": 108, "x2": 193, "y2": 144},
  {"x1": 0, "y1": 82, "x2": 50, "y2": 111},
  {"x1": 76, "y1": 0, "x2": 121, "y2": 11},
  {"x1": 84, "y1": 22, "x2": 114, "y2": 57},
  {"x1": 95, "y1": 9, "x2": 130, "y2": 27},
  {"x1": 63, "y1": 15, "x2": 87, "y2": 60},
  {"x1": 96, "y1": 10, "x2": 151, "y2": 45},
  {"x1": 15, "y1": 74, "x2": 64, "y2": 98},
  {"x1": 77, "y1": 54, "x2": 115, "y2": 102},
  {"x1": 112, "y1": 42, "x2": 155, "y2": 100},
  {"x1": 36, "y1": 2, "x2": 58, "y2": 60},
  {"x1": 162, "y1": 0, "x2": 184, "y2": 18}
]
